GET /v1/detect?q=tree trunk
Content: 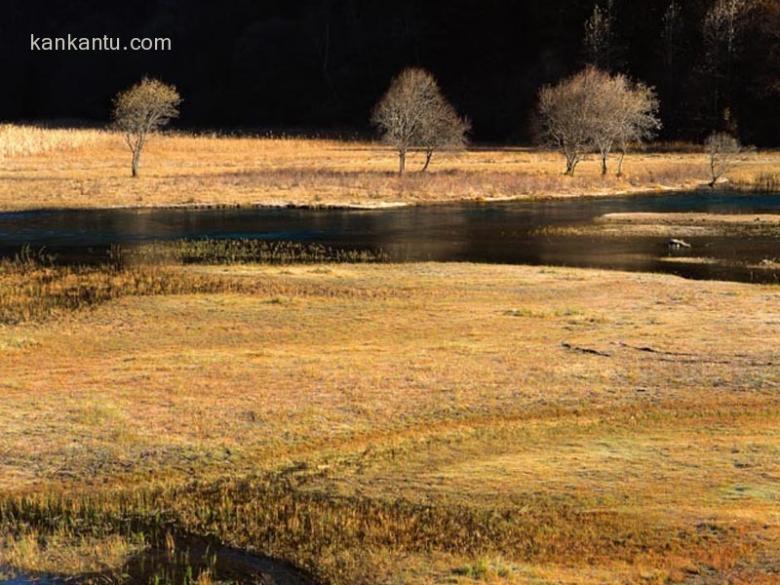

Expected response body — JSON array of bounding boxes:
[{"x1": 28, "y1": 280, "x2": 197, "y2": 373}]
[
  {"x1": 129, "y1": 132, "x2": 147, "y2": 178},
  {"x1": 600, "y1": 151, "x2": 608, "y2": 176},
  {"x1": 131, "y1": 147, "x2": 142, "y2": 178},
  {"x1": 565, "y1": 155, "x2": 578, "y2": 176},
  {"x1": 398, "y1": 149, "x2": 406, "y2": 175},
  {"x1": 421, "y1": 150, "x2": 433, "y2": 172},
  {"x1": 616, "y1": 151, "x2": 626, "y2": 177},
  {"x1": 709, "y1": 156, "x2": 718, "y2": 188}
]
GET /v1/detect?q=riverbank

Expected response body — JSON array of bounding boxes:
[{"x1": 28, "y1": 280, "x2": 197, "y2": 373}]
[
  {"x1": 1, "y1": 260, "x2": 778, "y2": 584},
  {"x1": 540, "y1": 211, "x2": 780, "y2": 238},
  {"x1": 1, "y1": 129, "x2": 778, "y2": 211}
]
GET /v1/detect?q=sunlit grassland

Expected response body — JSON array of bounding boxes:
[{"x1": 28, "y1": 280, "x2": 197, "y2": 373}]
[
  {"x1": 1, "y1": 258, "x2": 779, "y2": 583},
  {"x1": 0, "y1": 528, "x2": 145, "y2": 578},
  {"x1": 0, "y1": 126, "x2": 777, "y2": 211},
  {"x1": 0, "y1": 124, "x2": 109, "y2": 159},
  {"x1": 0, "y1": 242, "x2": 385, "y2": 324}
]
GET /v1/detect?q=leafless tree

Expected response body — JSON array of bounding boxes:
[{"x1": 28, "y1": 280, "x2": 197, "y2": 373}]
[
  {"x1": 615, "y1": 88, "x2": 661, "y2": 176},
  {"x1": 584, "y1": 0, "x2": 617, "y2": 70},
  {"x1": 113, "y1": 77, "x2": 181, "y2": 178},
  {"x1": 537, "y1": 67, "x2": 604, "y2": 176},
  {"x1": 589, "y1": 74, "x2": 660, "y2": 176},
  {"x1": 589, "y1": 74, "x2": 622, "y2": 176},
  {"x1": 705, "y1": 131, "x2": 741, "y2": 187},
  {"x1": 419, "y1": 106, "x2": 470, "y2": 172},
  {"x1": 704, "y1": 0, "x2": 756, "y2": 61},
  {"x1": 703, "y1": 0, "x2": 757, "y2": 118},
  {"x1": 610, "y1": 80, "x2": 661, "y2": 177},
  {"x1": 538, "y1": 67, "x2": 659, "y2": 176},
  {"x1": 372, "y1": 68, "x2": 468, "y2": 174},
  {"x1": 660, "y1": 1, "x2": 684, "y2": 69}
]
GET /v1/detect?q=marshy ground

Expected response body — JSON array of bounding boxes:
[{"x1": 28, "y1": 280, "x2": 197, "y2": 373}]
[
  {"x1": 1, "y1": 258, "x2": 779, "y2": 584},
  {"x1": 1, "y1": 127, "x2": 778, "y2": 583}
]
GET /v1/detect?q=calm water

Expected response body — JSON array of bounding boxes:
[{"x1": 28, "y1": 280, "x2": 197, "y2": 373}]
[{"x1": 0, "y1": 190, "x2": 778, "y2": 283}]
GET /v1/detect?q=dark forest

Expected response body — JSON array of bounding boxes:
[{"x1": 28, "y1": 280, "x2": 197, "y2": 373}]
[{"x1": 2, "y1": 0, "x2": 778, "y2": 145}]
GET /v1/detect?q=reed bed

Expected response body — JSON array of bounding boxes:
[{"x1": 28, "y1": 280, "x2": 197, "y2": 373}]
[
  {"x1": 733, "y1": 172, "x2": 780, "y2": 192},
  {"x1": 0, "y1": 124, "x2": 108, "y2": 159},
  {"x1": 0, "y1": 240, "x2": 388, "y2": 325},
  {"x1": 0, "y1": 263, "x2": 237, "y2": 325},
  {"x1": 0, "y1": 448, "x2": 767, "y2": 585},
  {"x1": 0, "y1": 262, "x2": 386, "y2": 325},
  {"x1": 128, "y1": 239, "x2": 388, "y2": 266},
  {"x1": 0, "y1": 527, "x2": 145, "y2": 578}
]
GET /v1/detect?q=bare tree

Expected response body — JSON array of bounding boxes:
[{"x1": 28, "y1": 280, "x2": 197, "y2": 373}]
[
  {"x1": 657, "y1": 1, "x2": 686, "y2": 131},
  {"x1": 113, "y1": 77, "x2": 181, "y2": 178},
  {"x1": 704, "y1": 0, "x2": 756, "y2": 61},
  {"x1": 589, "y1": 74, "x2": 660, "y2": 177},
  {"x1": 612, "y1": 81, "x2": 661, "y2": 177},
  {"x1": 419, "y1": 106, "x2": 470, "y2": 172},
  {"x1": 705, "y1": 132, "x2": 741, "y2": 187},
  {"x1": 589, "y1": 73, "x2": 625, "y2": 176},
  {"x1": 538, "y1": 67, "x2": 659, "y2": 176},
  {"x1": 584, "y1": 0, "x2": 617, "y2": 70},
  {"x1": 660, "y1": 1, "x2": 684, "y2": 69},
  {"x1": 537, "y1": 67, "x2": 604, "y2": 176},
  {"x1": 703, "y1": 0, "x2": 757, "y2": 120},
  {"x1": 372, "y1": 68, "x2": 467, "y2": 174}
]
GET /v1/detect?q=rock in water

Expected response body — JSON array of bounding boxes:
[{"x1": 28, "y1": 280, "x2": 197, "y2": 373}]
[{"x1": 667, "y1": 238, "x2": 692, "y2": 249}]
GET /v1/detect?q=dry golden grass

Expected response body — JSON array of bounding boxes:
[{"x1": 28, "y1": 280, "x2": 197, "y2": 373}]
[
  {"x1": 0, "y1": 529, "x2": 144, "y2": 576},
  {"x1": 0, "y1": 127, "x2": 777, "y2": 210},
  {"x1": 0, "y1": 260, "x2": 376, "y2": 326},
  {"x1": 1, "y1": 262, "x2": 778, "y2": 583},
  {"x1": 0, "y1": 124, "x2": 107, "y2": 159}
]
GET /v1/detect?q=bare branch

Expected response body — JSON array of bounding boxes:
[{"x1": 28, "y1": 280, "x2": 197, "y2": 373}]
[
  {"x1": 537, "y1": 67, "x2": 659, "y2": 177},
  {"x1": 705, "y1": 132, "x2": 741, "y2": 187},
  {"x1": 112, "y1": 77, "x2": 181, "y2": 178},
  {"x1": 372, "y1": 68, "x2": 468, "y2": 174}
]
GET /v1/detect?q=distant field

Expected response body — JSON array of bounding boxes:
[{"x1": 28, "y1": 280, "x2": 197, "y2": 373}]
[
  {"x1": 1, "y1": 261, "x2": 778, "y2": 583},
  {"x1": 0, "y1": 125, "x2": 778, "y2": 211}
]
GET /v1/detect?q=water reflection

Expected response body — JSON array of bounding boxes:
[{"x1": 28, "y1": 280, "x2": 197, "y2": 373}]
[{"x1": 0, "y1": 191, "x2": 777, "y2": 283}]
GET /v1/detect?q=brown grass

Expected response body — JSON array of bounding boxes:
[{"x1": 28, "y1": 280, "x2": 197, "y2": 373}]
[
  {"x1": 0, "y1": 529, "x2": 144, "y2": 577},
  {"x1": 0, "y1": 124, "x2": 107, "y2": 159},
  {"x1": 0, "y1": 259, "x2": 388, "y2": 326},
  {"x1": 0, "y1": 127, "x2": 778, "y2": 211},
  {"x1": 1, "y1": 261, "x2": 779, "y2": 583}
]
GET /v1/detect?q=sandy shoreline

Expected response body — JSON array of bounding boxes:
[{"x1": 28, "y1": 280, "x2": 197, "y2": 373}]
[{"x1": 538, "y1": 209, "x2": 780, "y2": 238}]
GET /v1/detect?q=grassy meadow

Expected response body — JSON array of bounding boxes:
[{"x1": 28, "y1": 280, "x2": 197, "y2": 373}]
[
  {"x1": 0, "y1": 125, "x2": 779, "y2": 583},
  {"x1": 0, "y1": 125, "x2": 778, "y2": 211},
  {"x1": 1, "y1": 251, "x2": 779, "y2": 583}
]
